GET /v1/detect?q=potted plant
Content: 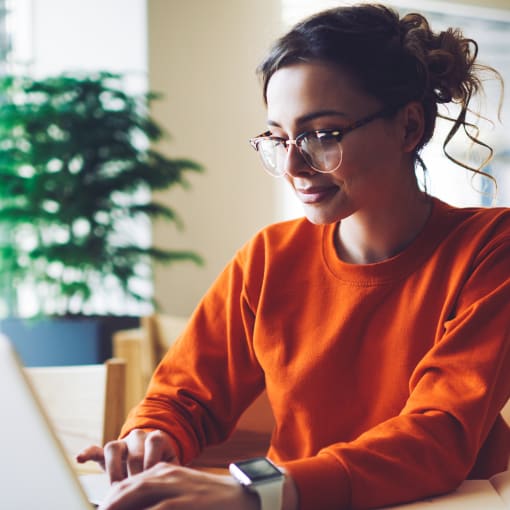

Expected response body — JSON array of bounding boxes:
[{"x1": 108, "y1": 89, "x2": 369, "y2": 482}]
[{"x1": 0, "y1": 71, "x2": 202, "y2": 365}]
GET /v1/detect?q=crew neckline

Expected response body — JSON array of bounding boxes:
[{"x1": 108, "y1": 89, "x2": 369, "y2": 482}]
[{"x1": 322, "y1": 197, "x2": 452, "y2": 285}]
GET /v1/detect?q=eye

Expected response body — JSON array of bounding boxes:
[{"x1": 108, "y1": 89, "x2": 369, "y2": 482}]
[
  {"x1": 267, "y1": 135, "x2": 287, "y2": 146},
  {"x1": 267, "y1": 131, "x2": 286, "y2": 141}
]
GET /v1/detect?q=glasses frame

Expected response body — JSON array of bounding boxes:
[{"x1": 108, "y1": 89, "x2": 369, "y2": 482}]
[{"x1": 249, "y1": 106, "x2": 397, "y2": 177}]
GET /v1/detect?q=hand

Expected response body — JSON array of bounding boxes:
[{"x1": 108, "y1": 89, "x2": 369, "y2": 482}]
[
  {"x1": 98, "y1": 462, "x2": 259, "y2": 510},
  {"x1": 76, "y1": 429, "x2": 179, "y2": 483}
]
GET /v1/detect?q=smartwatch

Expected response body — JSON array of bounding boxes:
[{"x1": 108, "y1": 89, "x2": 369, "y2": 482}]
[{"x1": 229, "y1": 457, "x2": 285, "y2": 510}]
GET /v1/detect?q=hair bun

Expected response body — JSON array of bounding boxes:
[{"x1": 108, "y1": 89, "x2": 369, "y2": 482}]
[
  {"x1": 427, "y1": 29, "x2": 478, "y2": 104},
  {"x1": 400, "y1": 13, "x2": 479, "y2": 105}
]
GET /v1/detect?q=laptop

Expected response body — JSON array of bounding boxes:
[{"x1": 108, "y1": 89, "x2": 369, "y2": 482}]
[{"x1": 0, "y1": 333, "x2": 109, "y2": 508}]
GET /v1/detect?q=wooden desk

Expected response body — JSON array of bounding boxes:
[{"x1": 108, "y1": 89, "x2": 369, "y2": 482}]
[{"x1": 191, "y1": 429, "x2": 271, "y2": 468}]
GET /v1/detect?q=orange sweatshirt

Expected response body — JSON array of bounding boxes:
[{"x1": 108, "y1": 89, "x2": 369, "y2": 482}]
[{"x1": 122, "y1": 198, "x2": 510, "y2": 510}]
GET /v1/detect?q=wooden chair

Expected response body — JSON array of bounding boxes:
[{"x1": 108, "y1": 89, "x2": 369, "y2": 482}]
[
  {"x1": 113, "y1": 327, "x2": 151, "y2": 415},
  {"x1": 25, "y1": 358, "x2": 126, "y2": 462},
  {"x1": 113, "y1": 314, "x2": 188, "y2": 412},
  {"x1": 113, "y1": 313, "x2": 275, "y2": 467}
]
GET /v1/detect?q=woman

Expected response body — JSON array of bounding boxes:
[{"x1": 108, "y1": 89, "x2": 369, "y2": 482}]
[{"x1": 79, "y1": 4, "x2": 509, "y2": 510}]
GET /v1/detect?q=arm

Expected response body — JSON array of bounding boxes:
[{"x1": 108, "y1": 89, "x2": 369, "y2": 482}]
[
  {"x1": 79, "y1": 249, "x2": 265, "y2": 485},
  {"x1": 119, "y1": 245, "x2": 267, "y2": 465}
]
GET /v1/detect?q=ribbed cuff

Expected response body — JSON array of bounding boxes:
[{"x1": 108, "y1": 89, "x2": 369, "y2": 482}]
[{"x1": 281, "y1": 454, "x2": 351, "y2": 510}]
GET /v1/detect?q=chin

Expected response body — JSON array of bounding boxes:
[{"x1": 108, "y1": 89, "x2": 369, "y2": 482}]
[
  {"x1": 302, "y1": 209, "x2": 342, "y2": 225},
  {"x1": 300, "y1": 196, "x2": 349, "y2": 225}
]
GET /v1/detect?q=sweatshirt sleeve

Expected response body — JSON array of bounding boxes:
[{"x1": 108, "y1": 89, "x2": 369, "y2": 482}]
[
  {"x1": 120, "y1": 243, "x2": 266, "y2": 464},
  {"x1": 282, "y1": 234, "x2": 510, "y2": 510}
]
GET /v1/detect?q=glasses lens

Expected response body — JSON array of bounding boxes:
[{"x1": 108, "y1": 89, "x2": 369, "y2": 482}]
[
  {"x1": 256, "y1": 139, "x2": 286, "y2": 177},
  {"x1": 300, "y1": 132, "x2": 342, "y2": 173}
]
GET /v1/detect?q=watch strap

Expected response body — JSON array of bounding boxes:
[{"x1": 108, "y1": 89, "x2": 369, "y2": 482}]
[{"x1": 253, "y1": 477, "x2": 283, "y2": 510}]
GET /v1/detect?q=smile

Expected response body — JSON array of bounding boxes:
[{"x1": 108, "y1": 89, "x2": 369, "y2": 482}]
[{"x1": 294, "y1": 185, "x2": 339, "y2": 204}]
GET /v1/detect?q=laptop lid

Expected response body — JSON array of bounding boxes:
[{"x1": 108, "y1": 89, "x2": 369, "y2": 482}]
[{"x1": 0, "y1": 333, "x2": 94, "y2": 509}]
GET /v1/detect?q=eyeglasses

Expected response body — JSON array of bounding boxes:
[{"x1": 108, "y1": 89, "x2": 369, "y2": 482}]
[{"x1": 249, "y1": 107, "x2": 395, "y2": 177}]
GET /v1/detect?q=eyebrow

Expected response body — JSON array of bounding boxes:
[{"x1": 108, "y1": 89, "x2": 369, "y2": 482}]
[{"x1": 267, "y1": 109, "x2": 349, "y2": 127}]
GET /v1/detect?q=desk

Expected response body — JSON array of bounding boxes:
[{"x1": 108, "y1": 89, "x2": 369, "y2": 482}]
[{"x1": 192, "y1": 429, "x2": 271, "y2": 468}]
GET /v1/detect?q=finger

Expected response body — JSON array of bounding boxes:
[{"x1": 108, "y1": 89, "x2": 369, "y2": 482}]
[
  {"x1": 104, "y1": 440, "x2": 129, "y2": 484},
  {"x1": 76, "y1": 445, "x2": 105, "y2": 470},
  {"x1": 144, "y1": 430, "x2": 178, "y2": 470},
  {"x1": 125, "y1": 429, "x2": 147, "y2": 477}
]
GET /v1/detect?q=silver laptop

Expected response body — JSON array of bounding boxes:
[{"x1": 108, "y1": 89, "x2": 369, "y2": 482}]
[{"x1": 0, "y1": 333, "x2": 108, "y2": 508}]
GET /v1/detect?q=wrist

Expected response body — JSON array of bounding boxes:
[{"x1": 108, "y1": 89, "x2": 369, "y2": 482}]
[
  {"x1": 281, "y1": 470, "x2": 299, "y2": 510},
  {"x1": 229, "y1": 457, "x2": 286, "y2": 510}
]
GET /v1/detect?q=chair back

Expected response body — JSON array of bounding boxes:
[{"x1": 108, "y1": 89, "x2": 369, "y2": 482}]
[
  {"x1": 114, "y1": 314, "x2": 187, "y2": 411},
  {"x1": 25, "y1": 358, "x2": 126, "y2": 455},
  {"x1": 142, "y1": 314, "x2": 188, "y2": 370}
]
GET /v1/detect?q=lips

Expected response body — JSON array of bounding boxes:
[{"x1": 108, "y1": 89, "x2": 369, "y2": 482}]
[{"x1": 294, "y1": 185, "x2": 339, "y2": 204}]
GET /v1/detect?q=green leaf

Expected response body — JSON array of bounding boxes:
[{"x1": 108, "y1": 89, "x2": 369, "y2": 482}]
[{"x1": 0, "y1": 70, "x2": 203, "y2": 316}]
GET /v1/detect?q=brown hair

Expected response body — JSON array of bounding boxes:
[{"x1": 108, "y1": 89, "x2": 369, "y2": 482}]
[{"x1": 258, "y1": 4, "x2": 503, "y2": 180}]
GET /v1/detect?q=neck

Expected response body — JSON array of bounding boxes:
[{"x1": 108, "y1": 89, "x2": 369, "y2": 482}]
[{"x1": 336, "y1": 188, "x2": 432, "y2": 265}]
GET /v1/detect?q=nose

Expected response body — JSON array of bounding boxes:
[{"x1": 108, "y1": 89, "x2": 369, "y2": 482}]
[{"x1": 283, "y1": 144, "x2": 316, "y2": 177}]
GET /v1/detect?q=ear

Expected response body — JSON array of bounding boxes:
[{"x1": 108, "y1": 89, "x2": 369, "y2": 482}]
[{"x1": 400, "y1": 101, "x2": 425, "y2": 153}]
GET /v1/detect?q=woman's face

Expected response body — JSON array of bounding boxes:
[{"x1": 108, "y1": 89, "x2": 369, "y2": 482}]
[{"x1": 265, "y1": 61, "x2": 412, "y2": 225}]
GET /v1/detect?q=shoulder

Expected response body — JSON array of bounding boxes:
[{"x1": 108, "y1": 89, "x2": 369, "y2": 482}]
[
  {"x1": 230, "y1": 217, "x2": 324, "y2": 282},
  {"x1": 431, "y1": 199, "x2": 510, "y2": 272},
  {"x1": 435, "y1": 198, "x2": 510, "y2": 239}
]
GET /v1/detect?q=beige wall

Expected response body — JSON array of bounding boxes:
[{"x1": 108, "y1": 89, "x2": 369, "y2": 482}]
[
  {"x1": 148, "y1": 0, "x2": 282, "y2": 316},
  {"x1": 148, "y1": 0, "x2": 509, "y2": 317}
]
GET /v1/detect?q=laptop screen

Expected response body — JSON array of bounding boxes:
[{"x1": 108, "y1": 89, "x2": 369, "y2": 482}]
[{"x1": 0, "y1": 334, "x2": 95, "y2": 509}]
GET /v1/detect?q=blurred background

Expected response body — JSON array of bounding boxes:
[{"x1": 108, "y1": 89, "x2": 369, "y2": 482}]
[{"x1": 1, "y1": 0, "x2": 509, "y2": 320}]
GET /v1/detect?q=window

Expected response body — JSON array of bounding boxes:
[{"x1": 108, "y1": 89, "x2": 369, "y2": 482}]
[
  {"x1": 0, "y1": 0, "x2": 151, "y2": 317},
  {"x1": 0, "y1": 0, "x2": 32, "y2": 75}
]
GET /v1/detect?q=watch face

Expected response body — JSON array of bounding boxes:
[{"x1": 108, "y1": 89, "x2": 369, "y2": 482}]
[{"x1": 233, "y1": 457, "x2": 282, "y2": 483}]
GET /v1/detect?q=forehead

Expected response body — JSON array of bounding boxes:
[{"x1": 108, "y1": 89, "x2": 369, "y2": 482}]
[{"x1": 266, "y1": 62, "x2": 380, "y2": 127}]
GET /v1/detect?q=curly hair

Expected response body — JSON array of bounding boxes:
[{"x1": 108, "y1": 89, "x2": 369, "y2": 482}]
[{"x1": 258, "y1": 4, "x2": 503, "y2": 181}]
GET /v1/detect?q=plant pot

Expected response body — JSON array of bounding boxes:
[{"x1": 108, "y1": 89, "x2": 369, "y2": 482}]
[{"x1": 0, "y1": 315, "x2": 139, "y2": 366}]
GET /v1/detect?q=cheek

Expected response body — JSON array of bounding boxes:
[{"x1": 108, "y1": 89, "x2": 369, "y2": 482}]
[{"x1": 340, "y1": 132, "x2": 401, "y2": 177}]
